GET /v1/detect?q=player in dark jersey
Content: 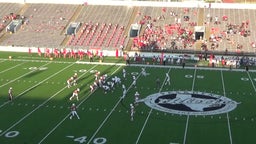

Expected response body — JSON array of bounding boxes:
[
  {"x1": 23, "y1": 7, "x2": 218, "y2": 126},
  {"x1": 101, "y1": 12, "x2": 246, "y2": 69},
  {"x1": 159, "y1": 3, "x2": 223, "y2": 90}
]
[{"x1": 70, "y1": 103, "x2": 80, "y2": 119}]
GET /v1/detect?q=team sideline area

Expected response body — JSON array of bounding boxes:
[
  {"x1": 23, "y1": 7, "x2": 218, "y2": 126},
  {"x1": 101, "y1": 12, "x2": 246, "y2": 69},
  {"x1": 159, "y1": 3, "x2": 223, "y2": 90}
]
[{"x1": 0, "y1": 52, "x2": 256, "y2": 144}]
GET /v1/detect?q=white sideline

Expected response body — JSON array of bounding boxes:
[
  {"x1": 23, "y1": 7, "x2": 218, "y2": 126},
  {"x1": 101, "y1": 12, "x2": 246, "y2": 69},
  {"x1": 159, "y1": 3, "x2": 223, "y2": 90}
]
[{"x1": 1, "y1": 57, "x2": 255, "y2": 72}]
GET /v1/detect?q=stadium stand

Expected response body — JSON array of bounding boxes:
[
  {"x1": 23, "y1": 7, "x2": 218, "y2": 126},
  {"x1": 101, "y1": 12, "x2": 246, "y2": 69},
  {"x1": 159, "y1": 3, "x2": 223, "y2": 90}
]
[{"x1": 0, "y1": 0, "x2": 256, "y2": 57}]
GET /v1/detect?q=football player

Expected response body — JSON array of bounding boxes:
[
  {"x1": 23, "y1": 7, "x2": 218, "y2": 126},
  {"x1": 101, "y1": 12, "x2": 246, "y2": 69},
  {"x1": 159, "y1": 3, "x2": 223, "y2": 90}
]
[
  {"x1": 122, "y1": 69, "x2": 126, "y2": 79},
  {"x1": 70, "y1": 103, "x2": 80, "y2": 119},
  {"x1": 90, "y1": 85, "x2": 94, "y2": 93},
  {"x1": 102, "y1": 85, "x2": 110, "y2": 94},
  {"x1": 134, "y1": 91, "x2": 140, "y2": 105},
  {"x1": 8, "y1": 87, "x2": 13, "y2": 101},
  {"x1": 69, "y1": 88, "x2": 80, "y2": 101},
  {"x1": 73, "y1": 73, "x2": 78, "y2": 86},
  {"x1": 130, "y1": 103, "x2": 135, "y2": 121},
  {"x1": 121, "y1": 84, "x2": 126, "y2": 99},
  {"x1": 165, "y1": 73, "x2": 170, "y2": 85},
  {"x1": 67, "y1": 77, "x2": 73, "y2": 88},
  {"x1": 141, "y1": 68, "x2": 147, "y2": 76}
]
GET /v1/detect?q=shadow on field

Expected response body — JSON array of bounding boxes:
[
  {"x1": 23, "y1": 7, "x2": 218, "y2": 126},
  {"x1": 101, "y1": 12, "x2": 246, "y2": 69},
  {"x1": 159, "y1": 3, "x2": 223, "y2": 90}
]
[{"x1": 24, "y1": 70, "x2": 44, "y2": 78}]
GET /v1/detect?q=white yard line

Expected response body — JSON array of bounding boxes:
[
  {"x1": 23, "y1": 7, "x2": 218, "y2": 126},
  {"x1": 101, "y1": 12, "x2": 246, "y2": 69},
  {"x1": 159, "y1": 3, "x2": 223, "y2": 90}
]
[
  {"x1": 135, "y1": 68, "x2": 171, "y2": 144},
  {"x1": 247, "y1": 72, "x2": 256, "y2": 92},
  {"x1": 0, "y1": 62, "x2": 26, "y2": 74},
  {"x1": 0, "y1": 60, "x2": 6, "y2": 63},
  {"x1": 183, "y1": 68, "x2": 197, "y2": 144},
  {"x1": 38, "y1": 65, "x2": 122, "y2": 144},
  {"x1": 0, "y1": 62, "x2": 84, "y2": 137},
  {"x1": 87, "y1": 66, "x2": 141, "y2": 144},
  {"x1": 0, "y1": 62, "x2": 75, "y2": 109},
  {"x1": 220, "y1": 70, "x2": 233, "y2": 144},
  {"x1": 0, "y1": 62, "x2": 51, "y2": 88}
]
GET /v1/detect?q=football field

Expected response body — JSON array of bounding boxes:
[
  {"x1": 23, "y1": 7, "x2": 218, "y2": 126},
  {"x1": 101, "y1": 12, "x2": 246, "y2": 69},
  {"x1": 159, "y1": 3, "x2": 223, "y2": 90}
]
[{"x1": 0, "y1": 53, "x2": 256, "y2": 144}]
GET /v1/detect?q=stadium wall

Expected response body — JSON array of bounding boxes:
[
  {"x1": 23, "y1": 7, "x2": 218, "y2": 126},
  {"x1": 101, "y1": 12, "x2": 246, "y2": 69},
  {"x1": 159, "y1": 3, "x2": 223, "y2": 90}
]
[{"x1": 0, "y1": 0, "x2": 256, "y2": 58}]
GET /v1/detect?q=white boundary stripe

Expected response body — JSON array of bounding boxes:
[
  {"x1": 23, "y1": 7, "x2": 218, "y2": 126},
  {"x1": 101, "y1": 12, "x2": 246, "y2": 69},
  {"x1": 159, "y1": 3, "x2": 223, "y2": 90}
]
[
  {"x1": 0, "y1": 64, "x2": 97, "y2": 137},
  {"x1": 0, "y1": 62, "x2": 26, "y2": 74},
  {"x1": 183, "y1": 68, "x2": 197, "y2": 144},
  {"x1": 0, "y1": 62, "x2": 75, "y2": 109},
  {"x1": 87, "y1": 66, "x2": 141, "y2": 144},
  {"x1": 135, "y1": 68, "x2": 172, "y2": 144},
  {"x1": 0, "y1": 62, "x2": 51, "y2": 88},
  {"x1": 221, "y1": 70, "x2": 233, "y2": 144},
  {"x1": 38, "y1": 65, "x2": 121, "y2": 144},
  {"x1": 1, "y1": 57, "x2": 255, "y2": 72}
]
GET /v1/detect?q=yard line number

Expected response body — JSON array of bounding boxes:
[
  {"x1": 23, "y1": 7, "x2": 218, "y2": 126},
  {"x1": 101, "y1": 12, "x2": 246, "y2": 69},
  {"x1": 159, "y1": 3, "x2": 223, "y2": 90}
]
[
  {"x1": 66, "y1": 135, "x2": 107, "y2": 144},
  {"x1": 185, "y1": 75, "x2": 204, "y2": 79},
  {"x1": 0, "y1": 129, "x2": 19, "y2": 138},
  {"x1": 241, "y1": 77, "x2": 256, "y2": 81}
]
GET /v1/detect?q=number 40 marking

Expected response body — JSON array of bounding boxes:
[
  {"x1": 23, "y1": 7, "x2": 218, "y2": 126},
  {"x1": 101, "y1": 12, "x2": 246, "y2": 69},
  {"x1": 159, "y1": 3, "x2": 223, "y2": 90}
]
[{"x1": 67, "y1": 135, "x2": 107, "y2": 144}]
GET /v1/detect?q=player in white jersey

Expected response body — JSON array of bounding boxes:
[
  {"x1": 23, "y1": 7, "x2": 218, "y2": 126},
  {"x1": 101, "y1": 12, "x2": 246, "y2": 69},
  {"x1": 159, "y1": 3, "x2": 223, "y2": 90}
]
[
  {"x1": 123, "y1": 69, "x2": 126, "y2": 79},
  {"x1": 8, "y1": 87, "x2": 13, "y2": 101},
  {"x1": 121, "y1": 84, "x2": 126, "y2": 99},
  {"x1": 90, "y1": 85, "x2": 94, "y2": 93},
  {"x1": 130, "y1": 103, "x2": 135, "y2": 121},
  {"x1": 141, "y1": 68, "x2": 147, "y2": 76},
  {"x1": 134, "y1": 91, "x2": 140, "y2": 105},
  {"x1": 69, "y1": 88, "x2": 80, "y2": 101},
  {"x1": 107, "y1": 81, "x2": 115, "y2": 89},
  {"x1": 165, "y1": 73, "x2": 170, "y2": 85},
  {"x1": 102, "y1": 85, "x2": 110, "y2": 94},
  {"x1": 132, "y1": 78, "x2": 137, "y2": 88},
  {"x1": 67, "y1": 77, "x2": 73, "y2": 88},
  {"x1": 73, "y1": 73, "x2": 78, "y2": 86},
  {"x1": 113, "y1": 76, "x2": 121, "y2": 84},
  {"x1": 95, "y1": 71, "x2": 100, "y2": 80},
  {"x1": 70, "y1": 103, "x2": 80, "y2": 119}
]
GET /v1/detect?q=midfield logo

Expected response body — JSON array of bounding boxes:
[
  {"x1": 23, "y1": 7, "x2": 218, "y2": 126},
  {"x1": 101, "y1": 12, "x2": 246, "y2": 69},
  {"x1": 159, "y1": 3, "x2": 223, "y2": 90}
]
[{"x1": 139, "y1": 91, "x2": 239, "y2": 115}]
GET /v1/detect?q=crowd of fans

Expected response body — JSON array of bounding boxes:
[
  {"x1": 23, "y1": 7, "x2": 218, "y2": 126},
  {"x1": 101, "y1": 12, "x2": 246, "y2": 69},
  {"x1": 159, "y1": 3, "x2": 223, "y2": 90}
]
[{"x1": 132, "y1": 6, "x2": 254, "y2": 55}]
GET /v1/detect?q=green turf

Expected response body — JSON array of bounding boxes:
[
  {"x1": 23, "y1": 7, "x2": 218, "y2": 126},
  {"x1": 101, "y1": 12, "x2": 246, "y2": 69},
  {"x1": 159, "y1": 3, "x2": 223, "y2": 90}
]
[{"x1": 0, "y1": 52, "x2": 256, "y2": 144}]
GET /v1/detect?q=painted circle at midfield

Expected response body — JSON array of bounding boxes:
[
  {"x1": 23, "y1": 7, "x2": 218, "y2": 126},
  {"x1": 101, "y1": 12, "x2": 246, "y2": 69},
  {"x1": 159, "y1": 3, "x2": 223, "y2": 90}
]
[{"x1": 143, "y1": 91, "x2": 238, "y2": 115}]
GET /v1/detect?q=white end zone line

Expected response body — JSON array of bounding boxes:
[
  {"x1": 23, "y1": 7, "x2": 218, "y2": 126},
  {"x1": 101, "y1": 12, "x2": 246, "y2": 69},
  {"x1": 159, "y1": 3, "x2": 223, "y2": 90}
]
[
  {"x1": 135, "y1": 68, "x2": 171, "y2": 144},
  {"x1": 38, "y1": 65, "x2": 122, "y2": 144}
]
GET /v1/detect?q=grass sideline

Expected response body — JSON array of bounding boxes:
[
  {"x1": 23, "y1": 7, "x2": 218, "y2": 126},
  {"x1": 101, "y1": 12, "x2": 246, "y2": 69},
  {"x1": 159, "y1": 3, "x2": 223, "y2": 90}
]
[{"x1": 0, "y1": 51, "x2": 256, "y2": 144}]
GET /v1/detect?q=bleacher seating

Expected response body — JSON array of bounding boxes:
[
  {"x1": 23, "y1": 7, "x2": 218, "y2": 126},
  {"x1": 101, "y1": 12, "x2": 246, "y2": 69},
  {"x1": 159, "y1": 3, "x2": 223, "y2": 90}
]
[{"x1": 0, "y1": 2, "x2": 255, "y2": 55}]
